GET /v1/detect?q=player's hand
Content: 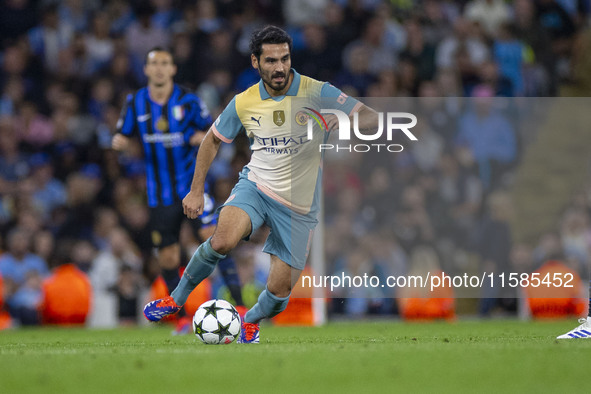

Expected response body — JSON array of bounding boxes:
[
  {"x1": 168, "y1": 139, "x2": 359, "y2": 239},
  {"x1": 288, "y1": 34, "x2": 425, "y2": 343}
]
[
  {"x1": 189, "y1": 131, "x2": 207, "y2": 146},
  {"x1": 183, "y1": 189, "x2": 204, "y2": 219},
  {"x1": 325, "y1": 114, "x2": 339, "y2": 131},
  {"x1": 112, "y1": 134, "x2": 130, "y2": 151}
]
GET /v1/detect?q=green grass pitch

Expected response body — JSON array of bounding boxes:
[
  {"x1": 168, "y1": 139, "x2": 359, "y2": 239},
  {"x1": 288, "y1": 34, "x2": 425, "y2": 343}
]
[{"x1": 0, "y1": 320, "x2": 588, "y2": 394}]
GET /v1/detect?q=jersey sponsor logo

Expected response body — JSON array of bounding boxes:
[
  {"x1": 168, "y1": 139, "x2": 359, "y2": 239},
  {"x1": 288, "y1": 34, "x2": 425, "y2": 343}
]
[
  {"x1": 264, "y1": 147, "x2": 299, "y2": 155},
  {"x1": 251, "y1": 115, "x2": 262, "y2": 127},
  {"x1": 254, "y1": 135, "x2": 309, "y2": 147},
  {"x1": 254, "y1": 135, "x2": 309, "y2": 155},
  {"x1": 142, "y1": 132, "x2": 184, "y2": 147},
  {"x1": 137, "y1": 114, "x2": 151, "y2": 122},
  {"x1": 172, "y1": 105, "x2": 184, "y2": 121},
  {"x1": 273, "y1": 110, "x2": 285, "y2": 126}
]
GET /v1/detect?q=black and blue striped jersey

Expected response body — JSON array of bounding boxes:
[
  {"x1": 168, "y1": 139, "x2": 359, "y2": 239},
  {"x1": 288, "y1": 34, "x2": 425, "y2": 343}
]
[{"x1": 117, "y1": 84, "x2": 212, "y2": 207}]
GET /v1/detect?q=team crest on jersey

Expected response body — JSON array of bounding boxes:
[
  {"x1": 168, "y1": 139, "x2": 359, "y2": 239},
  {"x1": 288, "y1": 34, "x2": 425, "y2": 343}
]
[
  {"x1": 273, "y1": 110, "x2": 285, "y2": 126},
  {"x1": 155, "y1": 117, "x2": 169, "y2": 132},
  {"x1": 295, "y1": 110, "x2": 310, "y2": 126},
  {"x1": 172, "y1": 105, "x2": 184, "y2": 121}
]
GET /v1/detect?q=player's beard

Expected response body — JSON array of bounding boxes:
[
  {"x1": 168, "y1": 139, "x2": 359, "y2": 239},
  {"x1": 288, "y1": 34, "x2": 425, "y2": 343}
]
[{"x1": 261, "y1": 69, "x2": 290, "y2": 92}]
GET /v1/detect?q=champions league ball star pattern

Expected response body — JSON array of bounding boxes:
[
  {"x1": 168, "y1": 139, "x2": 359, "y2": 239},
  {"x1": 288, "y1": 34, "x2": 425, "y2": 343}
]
[{"x1": 193, "y1": 299, "x2": 241, "y2": 344}]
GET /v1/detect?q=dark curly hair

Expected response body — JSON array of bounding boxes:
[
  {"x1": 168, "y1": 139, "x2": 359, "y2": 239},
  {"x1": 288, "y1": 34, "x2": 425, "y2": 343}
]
[{"x1": 249, "y1": 25, "x2": 293, "y2": 60}]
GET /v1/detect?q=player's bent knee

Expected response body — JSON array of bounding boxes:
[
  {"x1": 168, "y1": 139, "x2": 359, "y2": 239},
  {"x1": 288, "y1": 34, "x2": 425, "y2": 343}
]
[{"x1": 209, "y1": 235, "x2": 239, "y2": 255}]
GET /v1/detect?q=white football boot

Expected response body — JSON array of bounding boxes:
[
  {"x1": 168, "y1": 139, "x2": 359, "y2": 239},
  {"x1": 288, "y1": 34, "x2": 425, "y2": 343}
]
[{"x1": 556, "y1": 317, "x2": 591, "y2": 339}]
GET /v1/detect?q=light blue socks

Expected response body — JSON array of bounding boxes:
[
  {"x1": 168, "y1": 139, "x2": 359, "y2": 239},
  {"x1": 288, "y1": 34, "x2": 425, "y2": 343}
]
[
  {"x1": 171, "y1": 238, "x2": 225, "y2": 305},
  {"x1": 244, "y1": 287, "x2": 290, "y2": 324}
]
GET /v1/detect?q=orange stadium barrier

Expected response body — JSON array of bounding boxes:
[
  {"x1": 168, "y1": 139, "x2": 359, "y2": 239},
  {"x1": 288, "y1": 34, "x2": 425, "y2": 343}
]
[
  {"x1": 273, "y1": 267, "x2": 315, "y2": 326},
  {"x1": 0, "y1": 274, "x2": 12, "y2": 330},
  {"x1": 524, "y1": 260, "x2": 586, "y2": 319},
  {"x1": 397, "y1": 270, "x2": 456, "y2": 321},
  {"x1": 41, "y1": 264, "x2": 92, "y2": 325}
]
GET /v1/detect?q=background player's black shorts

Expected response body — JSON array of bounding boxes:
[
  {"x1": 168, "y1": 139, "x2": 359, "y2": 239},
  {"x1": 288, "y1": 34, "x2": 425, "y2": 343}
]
[{"x1": 149, "y1": 194, "x2": 217, "y2": 249}]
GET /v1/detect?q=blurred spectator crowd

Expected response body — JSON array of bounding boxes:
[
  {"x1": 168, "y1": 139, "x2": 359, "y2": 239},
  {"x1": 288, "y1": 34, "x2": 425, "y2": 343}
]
[
  {"x1": 0, "y1": 0, "x2": 589, "y2": 326},
  {"x1": 322, "y1": 96, "x2": 591, "y2": 318}
]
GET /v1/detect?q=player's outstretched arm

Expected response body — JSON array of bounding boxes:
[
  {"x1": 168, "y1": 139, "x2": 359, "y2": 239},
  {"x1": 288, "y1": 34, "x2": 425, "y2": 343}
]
[
  {"x1": 183, "y1": 129, "x2": 222, "y2": 219},
  {"x1": 353, "y1": 104, "x2": 379, "y2": 132},
  {"x1": 111, "y1": 134, "x2": 131, "y2": 151},
  {"x1": 189, "y1": 131, "x2": 208, "y2": 146}
]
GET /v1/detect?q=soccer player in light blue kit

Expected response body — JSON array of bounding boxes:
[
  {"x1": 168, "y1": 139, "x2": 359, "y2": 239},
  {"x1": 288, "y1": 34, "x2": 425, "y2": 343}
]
[{"x1": 143, "y1": 26, "x2": 377, "y2": 342}]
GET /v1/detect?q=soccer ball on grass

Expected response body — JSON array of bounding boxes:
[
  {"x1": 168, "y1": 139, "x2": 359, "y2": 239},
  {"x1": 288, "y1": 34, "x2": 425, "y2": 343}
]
[{"x1": 192, "y1": 299, "x2": 241, "y2": 344}]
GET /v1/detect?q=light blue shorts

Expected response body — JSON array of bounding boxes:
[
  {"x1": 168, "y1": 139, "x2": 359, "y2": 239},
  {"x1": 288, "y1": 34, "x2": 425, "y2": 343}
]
[{"x1": 220, "y1": 172, "x2": 318, "y2": 270}]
